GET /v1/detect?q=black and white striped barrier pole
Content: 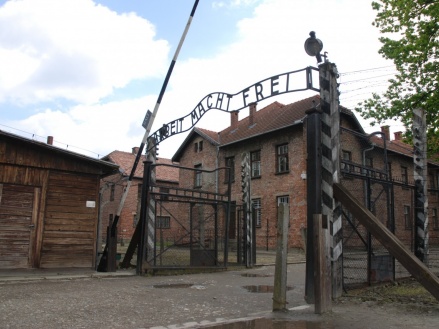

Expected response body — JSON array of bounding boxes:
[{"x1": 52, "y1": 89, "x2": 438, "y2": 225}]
[{"x1": 98, "y1": 0, "x2": 199, "y2": 272}]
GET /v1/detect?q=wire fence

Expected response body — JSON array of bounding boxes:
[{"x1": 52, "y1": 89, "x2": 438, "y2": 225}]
[{"x1": 340, "y1": 127, "x2": 439, "y2": 289}]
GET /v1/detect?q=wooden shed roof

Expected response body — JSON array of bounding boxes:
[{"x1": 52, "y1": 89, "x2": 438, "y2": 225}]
[{"x1": 0, "y1": 130, "x2": 119, "y2": 176}]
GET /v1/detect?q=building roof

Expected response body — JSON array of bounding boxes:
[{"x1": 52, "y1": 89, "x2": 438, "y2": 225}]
[
  {"x1": 102, "y1": 150, "x2": 179, "y2": 182},
  {"x1": 218, "y1": 100, "x2": 299, "y2": 147},
  {"x1": 172, "y1": 94, "x2": 365, "y2": 161},
  {"x1": 369, "y1": 134, "x2": 439, "y2": 167},
  {"x1": 0, "y1": 129, "x2": 119, "y2": 175}
]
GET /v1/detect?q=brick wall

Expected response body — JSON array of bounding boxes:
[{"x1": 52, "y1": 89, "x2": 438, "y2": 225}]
[
  {"x1": 216, "y1": 127, "x2": 307, "y2": 249},
  {"x1": 99, "y1": 173, "x2": 140, "y2": 243}
]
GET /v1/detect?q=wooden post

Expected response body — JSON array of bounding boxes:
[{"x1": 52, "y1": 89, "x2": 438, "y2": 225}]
[
  {"x1": 314, "y1": 214, "x2": 332, "y2": 314},
  {"x1": 273, "y1": 203, "x2": 289, "y2": 311},
  {"x1": 106, "y1": 218, "x2": 117, "y2": 272}
]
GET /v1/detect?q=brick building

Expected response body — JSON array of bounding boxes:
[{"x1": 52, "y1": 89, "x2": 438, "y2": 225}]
[
  {"x1": 99, "y1": 148, "x2": 179, "y2": 246},
  {"x1": 171, "y1": 94, "x2": 439, "y2": 251}
]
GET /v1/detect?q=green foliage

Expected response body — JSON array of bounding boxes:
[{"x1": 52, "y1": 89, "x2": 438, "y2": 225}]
[{"x1": 356, "y1": 0, "x2": 439, "y2": 157}]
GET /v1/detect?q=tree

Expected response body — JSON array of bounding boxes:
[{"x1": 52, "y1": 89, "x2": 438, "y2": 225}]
[{"x1": 356, "y1": 0, "x2": 439, "y2": 157}]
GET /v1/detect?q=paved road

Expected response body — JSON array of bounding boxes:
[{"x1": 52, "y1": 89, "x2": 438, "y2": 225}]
[
  {"x1": 0, "y1": 263, "x2": 309, "y2": 328},
  {"x1": 1, "y1": 252, "x2": 438, "y2": 328}
]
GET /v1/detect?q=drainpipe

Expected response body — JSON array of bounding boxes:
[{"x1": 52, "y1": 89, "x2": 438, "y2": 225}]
[
  {"x1": 215, "y1": 145, "x2": 219, "y2": 196},
  {"x1": 362, "y1": 143, "x2": 374, "y2": 286},
  {"x1": 362, "y1": 143, "x2": 376, "y2": 208}
]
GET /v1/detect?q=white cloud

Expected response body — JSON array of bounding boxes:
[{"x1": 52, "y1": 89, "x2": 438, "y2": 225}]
[
  {"x1": 212, "y1": 0, "x2": 260, "y2": 10},
  {"x1": 2, "y1": 0, "x2": 398, "y2": 159},
  {"x1": 12, "y1": 95, "x2": 157, "y2": 157},
  {"x1": 0, "y1": 0, "x2": 169, "y2": 105}
]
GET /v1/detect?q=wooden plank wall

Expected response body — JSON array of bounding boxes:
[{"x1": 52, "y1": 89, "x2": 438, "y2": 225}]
[
  {"x1": 0, "y1": 165, "x2": 48, "y2": 269},
  {"x1": 0, "y1": 184, "x2": 36, "y2": 268},
  {"x1": 40, "y1": 172, "x2": 99, "y2": 268}
]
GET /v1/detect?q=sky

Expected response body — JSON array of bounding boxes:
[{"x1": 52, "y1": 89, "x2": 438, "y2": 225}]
[{"x1": 0, "y1": 0, "x2": 401, "y2": 159}]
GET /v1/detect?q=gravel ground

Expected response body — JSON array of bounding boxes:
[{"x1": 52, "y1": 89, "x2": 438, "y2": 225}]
[{"x1": 1, "y1": 263, "x2": 439, "y2": 329}]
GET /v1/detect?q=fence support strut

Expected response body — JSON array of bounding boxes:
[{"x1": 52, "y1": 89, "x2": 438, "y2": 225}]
[{"x1": 333, "y1": 183, "x2": 439, "y2": 302}]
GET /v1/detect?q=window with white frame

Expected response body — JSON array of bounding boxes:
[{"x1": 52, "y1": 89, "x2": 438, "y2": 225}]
[
  {"x1": 252, "y1": 198, "x2": 262, "y2": 227},
  {"x1": 157, "y1": 216, "x2": 171, "y2": 229},
  {"x1": 276, "y1": 144, "x2": 289, "y2": 173},
  {"x1": 251, "y1": 150, "x2": 261, "y2": 178},
  {"x1": 277, "y1": 195, "x2": 289, "y2": 205},
  {"x1": 194, "y1": 164, "x2": 202, "y2": 188}
]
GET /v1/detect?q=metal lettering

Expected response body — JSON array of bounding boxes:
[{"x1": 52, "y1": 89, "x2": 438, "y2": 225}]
[
  {"x1": 190, "y1": 108, "x2": 199, "y2": 126},
  {"x1": 216, "y1": 93, "x2": 224, "y2": 109},
  {"x1": 242, "y1": 88, "x2": 250, "y2": 107},
  {"x1": 148, "y1": 67, "x2": 319, "y2": 147},
  {"x1": 207, "y1": 94, "x2": 213, "y2": 108},
  {"x1": 255, "y1": 83, "x2": 264, "y2": 101},
  {"x1": 197, "y1": 103, "x2": 206, "y2": 117},
  {"x1": 271, "y1": 75, "x2": 279, "y2": 95}
]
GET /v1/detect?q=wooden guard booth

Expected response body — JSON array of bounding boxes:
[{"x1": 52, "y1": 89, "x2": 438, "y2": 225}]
[{"x1": 0, "y1": 131, "x2": 118, "y2": 269}]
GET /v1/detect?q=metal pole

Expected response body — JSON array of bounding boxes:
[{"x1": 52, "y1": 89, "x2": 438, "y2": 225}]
[
  {"x1": 224, "y1": 167, "x2": 232, "y2": 266},
  {"x1": 305, "y1": 103, "x2": 322, "y2": 304},
  {"x1": 98, "y1": 0, "x2": 199, "y2": 271},
  {"x1": 366, "y1": 176, "x2": 372, "y2": 286}
]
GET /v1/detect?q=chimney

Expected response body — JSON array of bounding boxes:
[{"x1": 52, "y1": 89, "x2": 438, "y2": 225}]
[
  {"x1": 381, "y1": 126, "x2": 390, "y2": 141},
  {"x1": 132, "y1": 146, "x2": 140, "y2": 155},
  {"x1": 394, "y1": 131, "x2": 403, "y2": 141},
  {"x1": 249, "y1": 102, "x2": 257, "y2": 126},
  {"x1": 47, "y1": 136, "x2": 53, "y2": 145},
  {"x1": 230, "y1": 111, "x2": 239, "y2": 128}
]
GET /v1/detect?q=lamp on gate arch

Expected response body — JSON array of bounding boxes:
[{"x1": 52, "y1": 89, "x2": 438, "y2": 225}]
[{"x1": 304, "y1": 31, "x2": 323, "y2": 63}]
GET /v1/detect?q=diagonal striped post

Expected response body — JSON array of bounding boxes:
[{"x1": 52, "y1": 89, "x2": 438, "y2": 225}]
[
  {"x1": 413, "y1": 108, "x2": 429, "y2": 264},
  {"x1": 137, "y1": 139, "x2": 157, "y2": 273},
  {"x1": 241, "y1": 152, "x2": 253, "y2": 267},
  {"x1": 319, "y1": 61, "x2": 343, "y2": 299},
  {"x1": 145, "y1": 140, "x2": 157, "y2": 266}
]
